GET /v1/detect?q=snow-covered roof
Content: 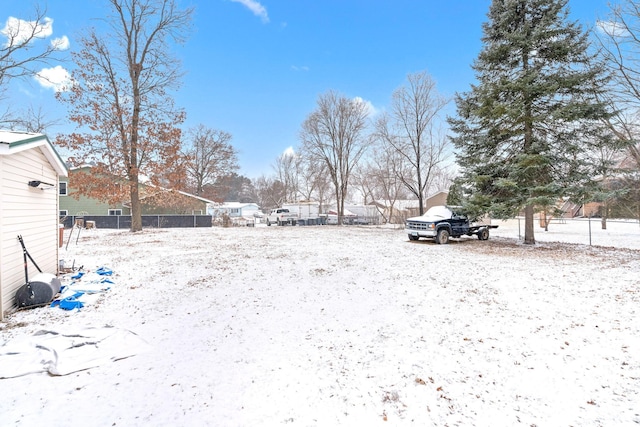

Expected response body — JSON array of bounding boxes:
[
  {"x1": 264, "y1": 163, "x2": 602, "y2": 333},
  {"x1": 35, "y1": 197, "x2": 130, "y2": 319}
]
[
  {"x1": 327, "y1": 208, "x2": 357, "y2": 217},
  {"x1": 374, "y1": 192, "x2": 450, "y2": 210},
  {"x1": 373, "y1": 199, "x2": 419, "y2": 210},
  {"x1": 0, "y1": 130, "x2": 67, "y2": 177},
  {"x1": 217, "y1": 202, "x2": 259, "y2": 209}
]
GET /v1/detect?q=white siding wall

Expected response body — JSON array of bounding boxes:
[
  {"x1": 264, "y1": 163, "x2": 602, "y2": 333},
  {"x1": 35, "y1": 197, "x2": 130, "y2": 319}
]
[{"x1": 0, "y1": 147, "x2": 59, "y2": 319}]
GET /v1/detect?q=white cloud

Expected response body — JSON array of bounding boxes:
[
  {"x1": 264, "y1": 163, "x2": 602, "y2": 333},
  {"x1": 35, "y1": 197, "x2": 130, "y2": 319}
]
[
  {"x1": 283, "y1": 146, "x2": 295, "y2": 157},
  {"x1": 1, "y1": 16, "x2": 53, "y2": 46},
  {"x1": 353, "y1": 96, "x2": 379, "y2": 117},
  {"x1": 230, "y1": 0, "x2": 269, "y2": 23},
  {"x1": 51, "y1": 35, "x2": 70, "y2": 50},
  {"x1": 18, "y1": 85, "x2": 36, "y2": 98},
  {"x1": 35, "y1": 65, "x2": 71, "y2": 92},
  {"x1": 291, "y1": 65, "x2": 309, "y2": 72},
  {"x1": 596, "y1": 20, "x2": 630, "y2": 38}
]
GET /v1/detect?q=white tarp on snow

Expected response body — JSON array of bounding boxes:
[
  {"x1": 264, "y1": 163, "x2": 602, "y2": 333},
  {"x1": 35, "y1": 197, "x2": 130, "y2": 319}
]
[{"x1": 0, "y1": 326, "x2": 150, "y2": 378}]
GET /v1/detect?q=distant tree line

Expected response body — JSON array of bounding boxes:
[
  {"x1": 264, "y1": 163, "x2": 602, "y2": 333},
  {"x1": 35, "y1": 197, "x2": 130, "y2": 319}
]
[{"x1": 255, "y1": 72, "x2": 453, "y2": 223}]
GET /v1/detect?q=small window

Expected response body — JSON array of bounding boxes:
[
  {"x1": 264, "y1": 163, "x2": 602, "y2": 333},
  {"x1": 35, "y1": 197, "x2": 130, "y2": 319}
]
[
  {"x1": 230, "y1": 208, "x2": 240, "y2": 214},
  {"x1": 59, "y1": 182, "x2": 68, "y2": 196},
  {"x1": 59, "y1": 210, "x2": 69, "y2": 217},
  {"x1": 108, "y1": 209, "x2": 122, "y2": 216}
]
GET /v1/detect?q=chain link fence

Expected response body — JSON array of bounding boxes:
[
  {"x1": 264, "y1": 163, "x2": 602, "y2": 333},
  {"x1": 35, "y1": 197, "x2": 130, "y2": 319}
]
[
  {"x1": 60, "y1": 215, "x2": 212, "y2": 229},
  {"x1": 491, "y1": 217, "x2": 640, "y2": 249}
]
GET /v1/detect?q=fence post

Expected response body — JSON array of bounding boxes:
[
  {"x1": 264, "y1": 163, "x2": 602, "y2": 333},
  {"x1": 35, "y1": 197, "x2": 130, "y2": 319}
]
[{"x1": 588, "y1": 215, "x2": 592, "y2": 246}]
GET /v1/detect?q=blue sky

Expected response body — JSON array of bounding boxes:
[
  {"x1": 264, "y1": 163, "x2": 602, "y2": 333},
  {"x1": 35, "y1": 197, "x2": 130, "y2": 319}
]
[{"x1": 2, "y1": 0, "x2": 613, "y2": 179}]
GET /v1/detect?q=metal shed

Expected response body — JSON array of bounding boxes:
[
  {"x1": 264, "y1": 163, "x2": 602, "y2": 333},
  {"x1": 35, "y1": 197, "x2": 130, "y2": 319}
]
[{"x1": 0, "y1": 130, "x2": 68, "y2": 319}]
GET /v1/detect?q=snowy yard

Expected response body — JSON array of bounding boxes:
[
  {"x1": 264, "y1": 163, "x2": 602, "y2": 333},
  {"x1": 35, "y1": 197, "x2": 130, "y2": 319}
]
[{"x1": 1, "y1": 220, "x2": 639, "y2": 426}]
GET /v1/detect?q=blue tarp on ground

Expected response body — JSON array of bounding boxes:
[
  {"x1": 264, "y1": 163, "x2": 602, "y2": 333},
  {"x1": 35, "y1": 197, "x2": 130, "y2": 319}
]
[{"x1": 51, "y1": 267, "x2": 114, "y2": 311}]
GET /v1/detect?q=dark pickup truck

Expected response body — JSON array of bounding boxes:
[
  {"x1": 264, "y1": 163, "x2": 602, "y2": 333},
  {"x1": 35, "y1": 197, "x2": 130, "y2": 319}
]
[{"x1": 405, "y1": 205, "x2": 498, "y2": 244}]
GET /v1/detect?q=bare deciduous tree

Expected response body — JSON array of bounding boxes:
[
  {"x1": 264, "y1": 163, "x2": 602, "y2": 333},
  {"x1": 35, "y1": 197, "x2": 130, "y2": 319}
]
[
  {"x1": 296, "y1": 154, "x2": 330, "y2": 205},
  {"x1": 273, "y1": 149, "x2": 299, "y2": 203},
  {"x1": 374, "y1": 71, "x2": 450, "y2": 215},
  {"x1": 356, "y1": 142, "x2": 410, "y2": 223},
  {"x1": 184, "y1": 124, "x2": 238, "y2": 197},
  {"x1": 1, "y1": 6, "x2": 64, "y2": 126},
  {"x1": 253, "y1": 174, "x2": 285, "y2": 210},
  {"x1": 594, "y1": 0, "x2": 640, "y2": 220},
  {"x1": 300, "y1": 90, "x2": 370, "y2": 222},
  {"x1": 596, "y1": 1, "x2": 640, "y2": 169},
  {"x1": 9, "y1": 105, "x2": 61, "y2": 133},
  {"x1": 0, "y1": 6, "x2": 61, "y2": 87},
  {"x1": 55, "y1": 0, "x2": 193, "y2": 232}
]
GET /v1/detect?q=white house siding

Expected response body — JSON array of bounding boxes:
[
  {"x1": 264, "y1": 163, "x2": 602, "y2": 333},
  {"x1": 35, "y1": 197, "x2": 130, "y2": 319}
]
[
  {"x1": 210, "y1": 203, "x2": 260, "y2": 218},
  {"x1": 0, "y1": 146, "x2": 60, "y2": 319}
]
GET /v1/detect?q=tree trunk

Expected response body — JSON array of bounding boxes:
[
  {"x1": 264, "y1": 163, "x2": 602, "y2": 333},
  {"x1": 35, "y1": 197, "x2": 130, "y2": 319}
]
[
  {"x1": 130, "y1": 62, "x2": 141, "y2": 232},
  {"x1": 524, "y1": 204, "x2": 535, "y2": 244},
  {"x1": 335, "y1": 184, "x2": 342, "y2": 225},
  {"x1": 130, "y1": 173, "x2": 142, "y2": 232}
]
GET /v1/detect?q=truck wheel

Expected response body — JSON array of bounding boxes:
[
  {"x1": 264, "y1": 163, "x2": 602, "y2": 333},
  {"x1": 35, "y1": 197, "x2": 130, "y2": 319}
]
[
  {"x1": 478, "y1": 228, "x2": 489, "y2": 240},
  {"x1": 436, "y1": 229, "x2": 450, "y2": 244},
  {"x1": 408, "y1": 234, "x2": 419, "y2": 241}
]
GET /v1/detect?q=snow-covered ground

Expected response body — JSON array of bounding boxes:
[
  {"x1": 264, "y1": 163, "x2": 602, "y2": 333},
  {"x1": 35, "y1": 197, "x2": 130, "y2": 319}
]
[{"x1": 1, "y1": 219, "x2": 639, "y2": 426}]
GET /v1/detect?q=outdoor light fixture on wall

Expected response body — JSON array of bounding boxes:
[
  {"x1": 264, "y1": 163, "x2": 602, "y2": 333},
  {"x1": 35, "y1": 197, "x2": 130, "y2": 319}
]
[{"x1": 28, "y1": 180, "x2": 55, "y2": 189}]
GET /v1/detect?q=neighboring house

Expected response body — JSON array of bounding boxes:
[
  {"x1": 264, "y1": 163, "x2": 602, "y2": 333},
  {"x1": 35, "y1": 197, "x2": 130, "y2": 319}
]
[
  {"x1": 209, "y1": 202, "x2": 261, "y2": 219},
  {"x1": 369, "y1": 199, "x2": 419, "y2": 224},
  {"x1": 59, "y1": 166, "x2": 215, "y2": 221},
  {"x1": 424, "y1": 191, "x2": 449, "y2": 211},
  {"x1": 59, "y1": 167, "x2": 130, "y2": 218},
  {"x1": 0, "y1": 130, "x2": 67, "y2": 319}
]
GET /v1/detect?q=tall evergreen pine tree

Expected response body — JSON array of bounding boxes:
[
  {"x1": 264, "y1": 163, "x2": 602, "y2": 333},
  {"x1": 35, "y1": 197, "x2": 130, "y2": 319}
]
[{"x1": 448, "y1": 0, "x2": 611, "y2": 244}]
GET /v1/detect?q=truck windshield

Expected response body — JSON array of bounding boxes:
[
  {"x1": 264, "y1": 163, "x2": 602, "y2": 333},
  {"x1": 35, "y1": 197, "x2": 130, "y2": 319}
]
[{"x1": 423, "y1": 206, "x2": 453, "y2": 218}]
